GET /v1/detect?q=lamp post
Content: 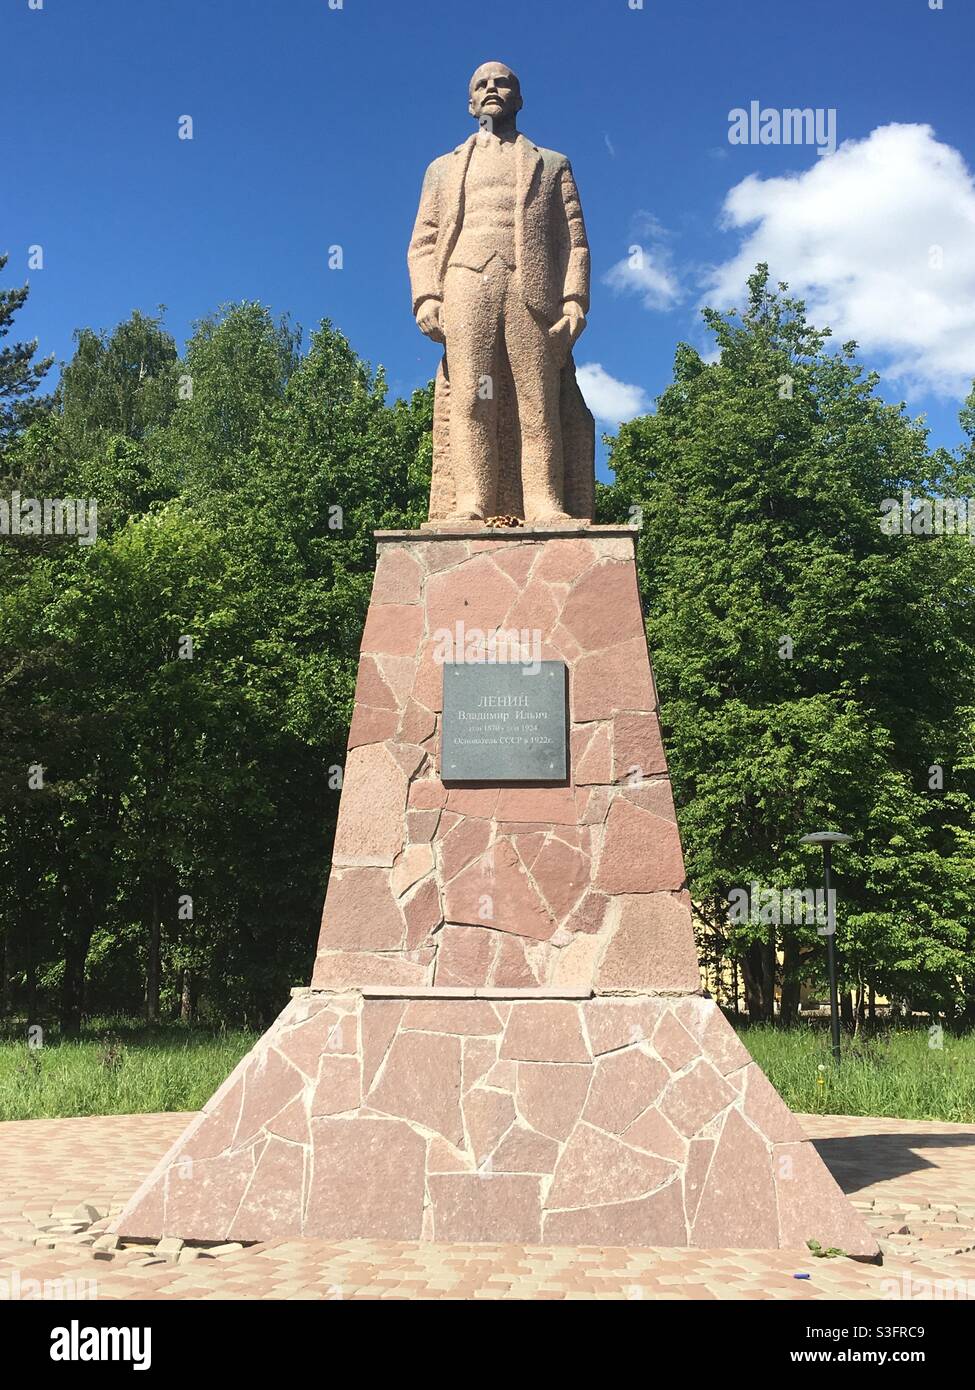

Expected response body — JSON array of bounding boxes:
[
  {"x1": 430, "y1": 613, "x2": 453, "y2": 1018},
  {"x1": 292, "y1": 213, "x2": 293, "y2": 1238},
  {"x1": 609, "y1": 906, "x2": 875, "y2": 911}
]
[{"x1": 800, "y1": 831, "x2": 852, "y2": 1064}]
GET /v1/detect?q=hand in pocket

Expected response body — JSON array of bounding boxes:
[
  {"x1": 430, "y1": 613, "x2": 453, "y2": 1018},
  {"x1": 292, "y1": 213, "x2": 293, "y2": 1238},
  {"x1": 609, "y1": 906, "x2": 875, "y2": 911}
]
[{"x1": 547, "y1": 316, "x2": 573, "y2": 366}]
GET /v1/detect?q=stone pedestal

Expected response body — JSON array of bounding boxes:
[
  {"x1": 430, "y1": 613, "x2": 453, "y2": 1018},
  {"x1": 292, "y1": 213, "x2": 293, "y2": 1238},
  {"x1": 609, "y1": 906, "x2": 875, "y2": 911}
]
[{"x1": 114, "y1": 527, "x2": 879, "y2": 1259}]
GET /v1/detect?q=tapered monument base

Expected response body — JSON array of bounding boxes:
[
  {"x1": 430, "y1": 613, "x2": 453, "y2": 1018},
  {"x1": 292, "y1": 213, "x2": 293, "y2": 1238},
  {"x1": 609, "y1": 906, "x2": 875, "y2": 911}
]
[
  {"x1": 114, "y1": 528, "x2": 878, "y2": 1259},
  {"x1": 114, "y1": 987, "x2": 877, "y2": 1255}
]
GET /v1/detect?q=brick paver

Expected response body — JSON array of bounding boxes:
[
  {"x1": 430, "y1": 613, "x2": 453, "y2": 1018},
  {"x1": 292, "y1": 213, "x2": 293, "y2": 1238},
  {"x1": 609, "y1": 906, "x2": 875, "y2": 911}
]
[{"x1": 1, "y1": 1110, "x2": 973, "y2": 1299}]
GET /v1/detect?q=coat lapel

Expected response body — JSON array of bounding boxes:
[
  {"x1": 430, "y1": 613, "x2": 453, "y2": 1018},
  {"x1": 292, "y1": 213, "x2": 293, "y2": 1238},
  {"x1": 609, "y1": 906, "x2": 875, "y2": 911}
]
[
  {"x1": 514, "y1": 133, "x2": 543, "y2": 207},
  {"x1": 515, "y1": 134, "x2": 543, "y2": 294},
  {"x1": 440, "y1": 136, "x2": 476, "y2": 256}
]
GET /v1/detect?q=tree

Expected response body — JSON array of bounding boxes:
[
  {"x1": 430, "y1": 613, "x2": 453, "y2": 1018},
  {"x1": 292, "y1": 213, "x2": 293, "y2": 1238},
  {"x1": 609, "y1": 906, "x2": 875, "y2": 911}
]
[
  {"x1": 0, "y1": 302, "x2": 433, "y2": 1031},
  {"x1": 0, "y1": 252, "x2": 53, "y2": 447},
  {"x1": 4, "y1": 274, "x2": 973, "y2": 1036},
  {"x1": 608, "y1": 266, "x2": 975, "y2": 1020}
]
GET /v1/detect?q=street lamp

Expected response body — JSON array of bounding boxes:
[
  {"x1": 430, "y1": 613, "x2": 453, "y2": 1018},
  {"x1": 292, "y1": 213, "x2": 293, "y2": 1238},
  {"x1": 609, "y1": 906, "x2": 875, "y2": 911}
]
[{"x1": 800, "y1": 831, "x2": 852, "y2": 1064}]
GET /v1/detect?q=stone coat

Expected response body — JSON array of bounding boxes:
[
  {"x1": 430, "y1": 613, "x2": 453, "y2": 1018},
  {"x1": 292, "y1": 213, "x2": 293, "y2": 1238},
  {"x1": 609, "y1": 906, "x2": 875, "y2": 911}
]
[{"x1": 408, "y1": 132, "x2": 590, "y2": 325}]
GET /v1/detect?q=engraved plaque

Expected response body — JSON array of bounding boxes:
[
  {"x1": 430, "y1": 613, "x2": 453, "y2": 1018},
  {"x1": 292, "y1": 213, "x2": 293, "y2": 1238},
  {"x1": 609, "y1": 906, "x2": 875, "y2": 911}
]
[{"x1": 440, "y1": 661, "x2": 568, "y2": 782}]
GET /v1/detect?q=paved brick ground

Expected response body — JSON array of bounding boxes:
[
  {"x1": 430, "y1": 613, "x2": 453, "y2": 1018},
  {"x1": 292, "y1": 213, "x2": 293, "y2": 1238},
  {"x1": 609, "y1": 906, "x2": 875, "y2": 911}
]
[{"x1": 1, "y1": 1110, "x2": 973, "y2": 1300}]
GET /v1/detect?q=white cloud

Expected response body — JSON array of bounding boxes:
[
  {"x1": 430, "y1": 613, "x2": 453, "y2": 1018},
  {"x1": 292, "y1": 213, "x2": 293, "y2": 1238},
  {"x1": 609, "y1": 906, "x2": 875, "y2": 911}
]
[
  {"x1": 604, "y1": 213, "x2": 682, "y2": 311},
  {"x1": 703, "y1": 123, "x2": 975, "y2": 397},
  {"x1": 576, "y1": 363, "x2": 649, "y2": 425},
  {"x1": 605, "y1": 254, "x2": 681, "y2": 311}
]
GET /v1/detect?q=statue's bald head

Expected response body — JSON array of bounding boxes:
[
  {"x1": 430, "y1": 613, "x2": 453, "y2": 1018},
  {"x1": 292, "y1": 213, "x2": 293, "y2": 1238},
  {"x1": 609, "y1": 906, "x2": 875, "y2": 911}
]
[{"x1": 468, "y1": 62, "x2": 522, "y2": 131}]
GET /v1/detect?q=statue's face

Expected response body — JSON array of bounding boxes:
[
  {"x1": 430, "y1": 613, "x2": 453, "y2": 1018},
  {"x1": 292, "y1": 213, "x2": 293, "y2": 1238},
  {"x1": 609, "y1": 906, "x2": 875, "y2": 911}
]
[{"x1": 468, "y1": 63, "x2": 522, "y2": 128}]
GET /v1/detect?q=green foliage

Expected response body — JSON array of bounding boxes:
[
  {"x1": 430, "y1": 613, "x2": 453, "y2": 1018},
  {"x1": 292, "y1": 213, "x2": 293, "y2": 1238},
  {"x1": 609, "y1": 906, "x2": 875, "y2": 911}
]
[
  {"x1": 739, "y1": 1023, "x2": 975, "y2": 1123},
  {"x1": 609, "y1": 267, "x2": 975, "y2": 1019},
  {"x1": 57, "y1": 309, "x2": 180, "y2": 464},
  {"x1": 0, "y1": 1019, "x2": 256, "y2": 1120},
  {"x1": 1, "y1": 268, "x2": 973, "y2": 1039},
  {"x1": 0, "y1": 253, "x2": 53, "y2": 444},
  {"x1": 806, "y1": 1241, "x2": 846, "y2": 1259},
  {"x1": 0, "y1": 304, "x2": 430, "y2": 1030}
]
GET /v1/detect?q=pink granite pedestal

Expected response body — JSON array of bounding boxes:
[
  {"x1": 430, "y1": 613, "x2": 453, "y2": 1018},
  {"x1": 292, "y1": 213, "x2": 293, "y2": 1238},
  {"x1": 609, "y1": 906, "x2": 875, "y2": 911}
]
[{"x1": 114, "y1": 528, "x2": 880, "y2": 1259}]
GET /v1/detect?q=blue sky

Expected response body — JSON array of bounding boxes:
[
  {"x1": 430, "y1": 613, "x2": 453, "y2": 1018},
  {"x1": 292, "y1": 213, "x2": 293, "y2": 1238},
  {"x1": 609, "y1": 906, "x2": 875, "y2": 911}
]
[{"x1": 6, "y1": 0, "x2": 975, "y2": 475}]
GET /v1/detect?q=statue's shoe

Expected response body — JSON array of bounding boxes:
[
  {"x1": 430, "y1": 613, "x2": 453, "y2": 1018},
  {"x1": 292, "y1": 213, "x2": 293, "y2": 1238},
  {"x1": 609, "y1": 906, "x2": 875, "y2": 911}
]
[{"x1": 445, "y1": 500, "x2": 488, "y2": 521}]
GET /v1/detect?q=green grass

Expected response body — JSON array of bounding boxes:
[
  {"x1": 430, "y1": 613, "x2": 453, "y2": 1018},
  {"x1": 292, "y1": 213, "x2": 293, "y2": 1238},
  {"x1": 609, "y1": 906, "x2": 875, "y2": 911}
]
[
  {"x1": 737, "y1": 1024, "x2": 975, "y2": 1124},
  {"x1": 0, "y1": 1019, "x2": 257, "y2": 1122},
  {"x1": 1, "y1": 1016, "x2": 973, "y2": 1125}
]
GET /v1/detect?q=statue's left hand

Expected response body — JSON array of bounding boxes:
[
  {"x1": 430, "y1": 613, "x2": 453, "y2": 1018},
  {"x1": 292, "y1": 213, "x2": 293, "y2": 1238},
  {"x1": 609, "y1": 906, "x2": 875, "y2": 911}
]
[
  {"x1": 562, "y1": 301, "x2": 587, "y2": 345},
  {"x1": 548, "y1": 302, "x2": 587, "y2": 364}
]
